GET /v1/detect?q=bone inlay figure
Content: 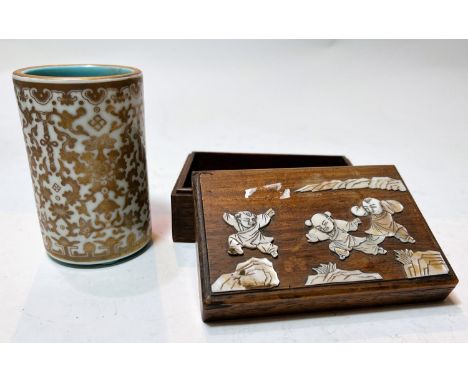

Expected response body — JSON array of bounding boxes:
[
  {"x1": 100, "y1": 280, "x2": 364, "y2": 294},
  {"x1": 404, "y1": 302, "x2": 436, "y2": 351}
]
[
  {"x1": 351, "y1": 198, "x2": 415, "y2": 243},
  {"x1": 223, "y1": 208, "x2": 279, "y2": 257},
  {"x1": 305, "y1": 211, "x2": 387, "y2": 260}
]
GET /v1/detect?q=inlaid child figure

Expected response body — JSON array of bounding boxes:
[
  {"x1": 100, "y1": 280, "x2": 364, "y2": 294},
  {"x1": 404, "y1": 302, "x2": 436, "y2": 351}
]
[
  {"x1": 351, "y1": 198, "x2": 415, "y2": 243},
  {"x1": 223, "y1": 208, "x2": 279, "y2": 257},
  {"x1": 305, "y1": 211, "x2": 387, "y2": 260}
]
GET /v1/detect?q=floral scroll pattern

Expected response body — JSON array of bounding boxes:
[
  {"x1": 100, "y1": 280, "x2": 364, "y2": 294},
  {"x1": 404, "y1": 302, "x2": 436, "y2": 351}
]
[{"x1": 14, "y1": 78, "x2": 151, "y2": 263}]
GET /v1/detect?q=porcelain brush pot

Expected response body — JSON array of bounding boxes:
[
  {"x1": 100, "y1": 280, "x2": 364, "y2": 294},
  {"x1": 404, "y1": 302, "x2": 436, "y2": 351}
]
[{"x1": 13, "y1": 64, "x2": 152, "y2": 265}]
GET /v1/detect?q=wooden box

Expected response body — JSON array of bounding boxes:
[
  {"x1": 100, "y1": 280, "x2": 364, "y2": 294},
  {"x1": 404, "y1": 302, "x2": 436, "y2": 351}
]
[
  {"x1": 171, "y1": 152, "x2": 352, "y2": 242},
  {"x1": 193, "y1": 165, "x2": 458, "y2": 321}
]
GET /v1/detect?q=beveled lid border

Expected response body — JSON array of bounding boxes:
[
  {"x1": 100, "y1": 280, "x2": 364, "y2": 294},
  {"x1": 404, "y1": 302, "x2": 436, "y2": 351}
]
[{"x1": 12, "y1": 64, "x2": 142, "y2": 84}]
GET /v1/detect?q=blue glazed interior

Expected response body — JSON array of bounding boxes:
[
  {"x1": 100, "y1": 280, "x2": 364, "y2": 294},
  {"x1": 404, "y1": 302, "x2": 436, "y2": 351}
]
[{"x1": 23, "y1": 65, "x2": 133, "y2": 77}]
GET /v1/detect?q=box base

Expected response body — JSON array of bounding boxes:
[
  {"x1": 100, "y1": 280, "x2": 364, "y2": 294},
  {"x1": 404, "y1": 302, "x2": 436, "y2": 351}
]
[
  {"x1": 172, "y1": 152, "x2": 352, "y2": 242},
  {"x1": 201, "y1": 284, "x2": 454, "y2": 322}
]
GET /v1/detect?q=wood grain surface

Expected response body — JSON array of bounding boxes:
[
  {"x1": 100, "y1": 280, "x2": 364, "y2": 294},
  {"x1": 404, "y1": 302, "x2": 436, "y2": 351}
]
[{"x1": 193, "y1": 165, "x2": 458, "y2": 321}]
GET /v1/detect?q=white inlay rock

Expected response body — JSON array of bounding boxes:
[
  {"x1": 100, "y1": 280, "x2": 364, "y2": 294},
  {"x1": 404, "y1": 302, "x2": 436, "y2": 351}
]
[{"x1": 211, "y1": 257, "x2": 280, "y2": 292}]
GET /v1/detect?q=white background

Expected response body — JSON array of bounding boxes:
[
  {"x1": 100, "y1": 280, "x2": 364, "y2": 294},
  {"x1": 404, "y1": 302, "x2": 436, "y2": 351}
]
[{"x1": 0, "y1": 40, "x2": 467, "y2": 342}]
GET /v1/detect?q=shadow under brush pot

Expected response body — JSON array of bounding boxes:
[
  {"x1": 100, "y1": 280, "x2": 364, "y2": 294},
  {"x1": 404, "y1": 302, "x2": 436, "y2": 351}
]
[{"x1": 13, "y1": 64, "x2": 152, "y2": 265}]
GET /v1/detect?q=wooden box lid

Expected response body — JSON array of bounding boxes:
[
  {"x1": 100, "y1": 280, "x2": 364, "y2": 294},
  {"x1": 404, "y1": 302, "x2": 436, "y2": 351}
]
[{"x1": 193, "y1": 165, "x2": 458, "y2": 321}]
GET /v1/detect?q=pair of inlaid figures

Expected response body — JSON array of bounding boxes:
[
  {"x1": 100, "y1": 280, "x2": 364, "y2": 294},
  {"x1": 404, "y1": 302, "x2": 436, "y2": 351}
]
[{"x1": 223, "y1": 197, "x2": 415, "y2": 261}]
